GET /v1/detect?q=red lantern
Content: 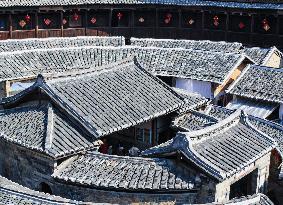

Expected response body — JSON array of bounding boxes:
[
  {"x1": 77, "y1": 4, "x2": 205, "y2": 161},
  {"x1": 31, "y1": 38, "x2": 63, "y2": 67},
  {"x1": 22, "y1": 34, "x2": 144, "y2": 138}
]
[
  {"x1": 117, "y1": 12, "x2": 123, "y2": 21},
  {"x1": 213, "y1": 16, "x2": 219, "y2": 27},
  {"x1": 25, "y1": 14, "x2": 31, "y2": 22},
  {"x1": 164, "y1": 13, "x2": 172, "y2": 24},
  {"x1": 73, "y1": 13, "x2": 79, "y2": 21},
  {"x1": 238, "y1": 22, "x2": 245, "y2": 29},
  {"x1": 19, "y1": 20, "x2": 26, "y2": 28},
  {"x1": 188, "y1": 18, "x2": 195, "y2": 25},
  {"x1": 138, "y1": 17, "x2": 145, "y2": 23},
  {"x1": 90, "y1": 17, "x2": 97, "y2": 24},
  {"x1": 262, "y1": 18, "x2": 270, "y2": 31}
]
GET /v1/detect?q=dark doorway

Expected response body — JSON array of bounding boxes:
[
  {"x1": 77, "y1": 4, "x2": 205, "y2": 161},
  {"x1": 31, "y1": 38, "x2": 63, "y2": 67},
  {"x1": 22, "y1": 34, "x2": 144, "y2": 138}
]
[
  {"x1": 229, "y1": 169, "x2": 257, "y2": 199},
  {"x1": 39, "y1": 182, "x2": 53, "y2": 195}
]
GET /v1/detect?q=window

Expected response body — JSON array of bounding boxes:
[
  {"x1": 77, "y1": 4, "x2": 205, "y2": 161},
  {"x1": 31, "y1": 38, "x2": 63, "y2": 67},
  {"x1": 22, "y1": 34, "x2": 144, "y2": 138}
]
[
  {"x1": 63, "y1": 11, "x2": 83, "y2": 28},
  {"x1": 0, "y1": 15, "x2": 8, "y2": 31},
  {"x1": 159, "y1": 11, "x2": 178, "y2": 27},
  {"x1": 134, "y1": 10, "x2": 155, "y2": 27},
  {"x1": 87, "y1": 10, "x2": 110, "y2": 27},
  {"x1": 204, "y1": 12, "x2": 226, "y2": 31},
  {"x1": 229, "y1": 15, "x2": 251, "y2": 33},
  {"x1": 181, "y1": 11, "x2": 202, "y2": 29},
  {"x1": 12, "y1": 14, "x2": 35, "y2": 30},
  {"x1": 38, "y1": 13, "x2": 60, "y2": 29},
  {"x1": 112, "y1": 10, "x2": 130, "y2": 27},
  {"x1": 136, "y1": 128, "x2": 152, "y2": 145}
]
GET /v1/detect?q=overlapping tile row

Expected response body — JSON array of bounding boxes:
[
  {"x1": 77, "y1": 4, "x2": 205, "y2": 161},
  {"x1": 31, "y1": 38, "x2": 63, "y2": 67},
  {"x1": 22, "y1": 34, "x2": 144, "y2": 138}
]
[
  {"x1": 0, "y1": 176, "x2": 83, "y2": 205},
  {"x1": 243, "y1": 47, "x2": 280, "y2": 65},
  {"x1": 172, "y1": 110, "x2": 217, "y2": 131},
  {"x1": 0, "y1": 36, "x2": 125, "y2": 53},
  {"x1": 53, "y1": 153, "x2": 196, "y2": 191},
  {"x1": 204, "y1": 105, "x2": 235, "y2": 120},
  {"x1": 172, "y1": 88, "x2": 207, "y2": 112},
  {"x1": 227, "y1": 65, "x2": 283, "y2": 104},
  {"x1": 46, "y1": 59, "x2": 185, "y2": 137},
  {"x1": 223, "y1": 193, "x2": 274, "y2": 205},
  {"x1": 0, "y1": 0, "x2": 282, "y2": 9},
  {"x1": 143, "y1": 111, "x2": 276, "y2": 180},
  {"x1": 0, "y1": 46, "x2": 248, "y2": 84},
  {"x1": 0, "y1": 104, "x2": 100, "y2": 159},
  {"x1": 131, "y1": 38, "x2": 243, "y2": 53}
]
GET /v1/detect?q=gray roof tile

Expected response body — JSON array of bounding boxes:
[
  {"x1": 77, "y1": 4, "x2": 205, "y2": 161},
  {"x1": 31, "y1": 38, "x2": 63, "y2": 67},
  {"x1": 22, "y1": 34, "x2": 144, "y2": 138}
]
[
  {"x1": 52, "y1": 152, "x2": 197, "y2": 191},
  {"x1": 1, "y1": 58, "x2": 191, "y2": 139},
  {"x1": 0, "y1": 46, "x2": 249, "y2": 84},
  {"x1": 0, "y1": 36, "x2": 125, "y2": 53},
  {"x1": 0, "y1": 176, "x2": 85, "y2": 204},
  {"x1": 226, "y1": 65, "x2": 283, "y2": 104},
  {"x1": 0, "y1": 104, "x2": 100, "y2": 159},
  {"x1": 142, "y1": 111, "x2": 276, "y2": 180}
]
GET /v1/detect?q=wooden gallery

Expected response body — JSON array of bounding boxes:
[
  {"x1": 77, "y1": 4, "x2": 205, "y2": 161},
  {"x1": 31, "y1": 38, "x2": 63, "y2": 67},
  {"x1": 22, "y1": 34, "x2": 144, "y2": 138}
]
[{"x1": 0, "y1": 0, "x2": 282, "y2": 49}]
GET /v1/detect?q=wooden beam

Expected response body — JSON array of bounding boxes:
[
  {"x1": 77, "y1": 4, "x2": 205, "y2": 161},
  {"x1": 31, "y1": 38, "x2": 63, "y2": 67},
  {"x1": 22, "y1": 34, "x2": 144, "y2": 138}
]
[{"x1": 8, "y1": 13, "x2": 12, "y2": 39}]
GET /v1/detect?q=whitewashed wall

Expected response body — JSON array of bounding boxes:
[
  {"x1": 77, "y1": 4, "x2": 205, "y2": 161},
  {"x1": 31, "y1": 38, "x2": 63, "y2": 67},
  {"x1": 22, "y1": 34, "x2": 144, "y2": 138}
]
[{"x1": 175, "y1": 78, "x2": 212, "y2": 99}]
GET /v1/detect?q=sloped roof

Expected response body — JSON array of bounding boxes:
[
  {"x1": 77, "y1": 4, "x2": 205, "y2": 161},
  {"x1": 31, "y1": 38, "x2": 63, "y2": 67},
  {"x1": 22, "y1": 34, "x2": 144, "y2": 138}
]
[
  {"x1": 0, "y1": 0, "x2": 282, "y2": 9},
  {"x1": 0, "y1": 36, "x2": 125, "y2": 53},
  {"x1": 223, "y1": 193, "x2": 274, "y2": 205},
  {"x1": 1, "y1": 58, "x2": 189, "y2": 139},
  {"x1": 0, "y1": 46, "x2": 250, "y2": 84},
  {"x1": 53, "y1": 152, "x2": 198, "y2": 192},
  {"x1": 226, "y1": 65, "x2": 283, "y2": 104},
  {"x1": 204, "y1": 104, "x2": 235, "y2": 120},
  {"x1": 142, "y1": 111, "x2": 276, "y2": 181},
  {"x1": 130, "y1": 38, "x2": 243, "y2": 53},
  {"x1": 172, "y1": 110, "x2": 218, "y2": 131},
  {"x1": 243, "y1": 46, "x2": 282, "y2": 65},
  {"x1": 0, "y1": 104, "x2": 100, "y2": 159},
  {"x1": 0, "y1": 176, "x2": 86, "y2": 205}
]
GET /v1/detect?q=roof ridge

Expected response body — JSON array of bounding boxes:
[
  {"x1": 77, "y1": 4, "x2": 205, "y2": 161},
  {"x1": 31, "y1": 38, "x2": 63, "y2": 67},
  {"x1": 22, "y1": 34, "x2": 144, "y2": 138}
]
[
  {"x1": 44, "y1": 104, "x2": 55, "y2": 152},
  {"x1": 251, "y1": 64, "x2": 283, "y2": 72}
]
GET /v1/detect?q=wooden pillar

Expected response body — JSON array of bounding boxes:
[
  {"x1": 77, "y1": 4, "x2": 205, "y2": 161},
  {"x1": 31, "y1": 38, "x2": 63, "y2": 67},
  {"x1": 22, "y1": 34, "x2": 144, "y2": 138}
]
[
  {"x1": 4, "y1": 81, "x2": 10, "y2": 97},
  {"x1": 9, "y1": 13, "x2": 12, "y2": 39},
  {"x1": 201, "y1": 10, "x2": 205, "y2": 40},
  {"x1": 84, "y1": 9, "x2": 88, "y2": 36},
  {"x1": 178, "y1": 8, "x2": 182, "y2": 39},
  {"x1": 35, "y1": 11, "x2": 38, "y2": 38},
  {"x1": 60, "y1": 10, "x2": 64, "y2": 37},
  {"x1": 225, "y1": 11, "x2": 229, "y2": 41},
  {"x1": 109, "y1": 8, "x2": 113, "y2": 36},
  {"x1": 250, "y1": 14, "x2": 254, "y2": 47},
  {"x1": 155, "y1": 8, "x2": 159, "y2": 38}
]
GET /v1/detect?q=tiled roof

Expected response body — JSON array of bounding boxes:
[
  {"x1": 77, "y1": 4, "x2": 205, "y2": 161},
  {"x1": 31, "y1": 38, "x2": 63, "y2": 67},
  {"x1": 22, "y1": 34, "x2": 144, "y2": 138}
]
[
  {"x1": 0, "y1": 104, "x2": 100, "y2": 159},
  {"x1": 223, "y1": 193, "x2": 274, "y2": 205},
  {"x1": 142, "y1": 111, "x2": 276, "y2": 181},
  {"x1": 0, "y1": 46, "x2": 250, "y2": 84},
  {"x1": 52, "y1": 152, "x2": 198, "y2": 191},
  {"x1": 1, "y1": 58, "x2": 189, "y2": 139},
  {"x1": 0, "y1": 176, "x2": 85, "y2": 205},
  {"x1": 0, "y1": 0, "x2": 282, "y2": 9},
  {"x1": 204, "y1": 104, "x2": 235, "y2": 120},
  {"x1": 172, "y1": 110, "x2": 218, "y2": 131},
  {"x1": 130, "y1": 38, "x2": 243, "y2": 53},
  {"x1": 172, "y1": 88, "x2": 208, "y2": 112},
  {"x1": 243, "y1": 46, "x2": 282, "y2": 65},
  {"x1": 0, "y1": 36, "x2": 125, "y2": 53},
  {"x1": 226, "y1": 65, "x2": 283, "y2": 104}
]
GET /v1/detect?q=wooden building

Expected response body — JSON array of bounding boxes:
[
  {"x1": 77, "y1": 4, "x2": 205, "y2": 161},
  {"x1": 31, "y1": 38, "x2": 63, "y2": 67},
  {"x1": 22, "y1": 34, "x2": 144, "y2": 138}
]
[{"x1": 0, "y1": 0, "x2": 282, "y2": 48}]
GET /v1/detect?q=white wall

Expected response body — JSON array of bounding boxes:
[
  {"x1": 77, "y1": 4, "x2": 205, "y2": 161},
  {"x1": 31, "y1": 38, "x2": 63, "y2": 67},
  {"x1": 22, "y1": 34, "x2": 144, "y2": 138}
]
[{"x1": 175, "y1": 78, "x2": 212, "y2": 99}]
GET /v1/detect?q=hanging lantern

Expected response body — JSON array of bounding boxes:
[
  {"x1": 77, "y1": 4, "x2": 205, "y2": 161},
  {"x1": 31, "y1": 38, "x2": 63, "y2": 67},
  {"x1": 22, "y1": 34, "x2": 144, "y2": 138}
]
[
  {"x1": 25, "y1": 14, "x2": 31, "y2": 22},
  {"x1": 19, "y1": 20, "x2": 27, "y2": 28},
  {"x1": 62, "y1": 18, "x2": 67, "y2": 25},
  {"x1": 164, "y1": 13, "x2": 172, "y2": 24},
  {"x1": 138, "y1": 17, "x2": 145, "y2": 23},
  {"x1": 90, "y1": 17, "x2": 97, "y2": 24},
  {"x1": 262, "y1": 18, "x2": 270, "y2": 31},
  {"x1": 73, "y1": 13, "x2": 79, "y2": 21},
  {"x1": 44, "y1": 18, "x2": 52, "y2": 26},
  {"x1": 187, "y1": 18, "x2": 195, "y2": 25},
  {"x1": 213, "y1": 16, "x2": 219, "y2": 27},
  {"x1": 238, "y1": 22, "x2": 245, "y2": 29},
  {"x1": 117, "y1": 12, "x2": 123, "y2": 21}
]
